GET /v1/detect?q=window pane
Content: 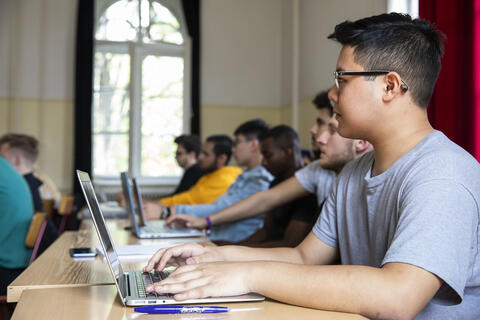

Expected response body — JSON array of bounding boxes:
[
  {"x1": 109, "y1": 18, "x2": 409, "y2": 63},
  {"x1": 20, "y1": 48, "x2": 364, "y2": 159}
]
[
  {"x1": 93, "y1": 52, "x2": 130, "y2": 176},
  {"x1": 141, "y1": 55, "x2": 184, "y2": 176},
  {"x1": 93, "y1": 133, "x2": 129, "y2": 176},
  {"x1": 96, "y1": 0, "x2": 139, "y2": 41},
  {"x1": 144, "y1": 1, "x2": 183, "y2": 45}
]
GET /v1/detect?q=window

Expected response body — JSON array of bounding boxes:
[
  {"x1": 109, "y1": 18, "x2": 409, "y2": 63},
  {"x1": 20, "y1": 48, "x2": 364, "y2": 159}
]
[
  {"x1": 93, "y1": 0, "x2": 190, "y2": 183},
  {"x1": 388, "y1": 0, "x2": 419, "y2": 18}
]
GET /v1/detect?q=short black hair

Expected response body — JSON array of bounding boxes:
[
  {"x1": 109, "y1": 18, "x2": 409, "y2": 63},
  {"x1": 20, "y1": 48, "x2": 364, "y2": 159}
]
[
  {"x1": 206, "y1": 135, "x2": 233, "y2": 165},
  {"x1": 233, "y1": 119, "x2": 269, "y2": 141},
  {"x1": 328, "y1": 13, "x2": 445, "y2": 108},
  {"x1": 312, "y1": 90, "x2": 333, "y2": 116},
  {"x1": 0, "y1": 133, "x2": 39, "y2": 163},
  {"x1": 174, "y1": 135, "x2": 201, "y2": 157},
  {"x1": 259, "y1": 125, "x2": 301, "y2": 162}
]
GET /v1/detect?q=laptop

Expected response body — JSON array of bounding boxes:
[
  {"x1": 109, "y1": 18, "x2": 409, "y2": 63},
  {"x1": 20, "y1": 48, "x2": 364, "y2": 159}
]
[
  {"x1": 77, "y1": 170, "x2": 264, "y2": 306},
  {"x1": 120, "y1": 171, "x2": 203, "y2": 239}
]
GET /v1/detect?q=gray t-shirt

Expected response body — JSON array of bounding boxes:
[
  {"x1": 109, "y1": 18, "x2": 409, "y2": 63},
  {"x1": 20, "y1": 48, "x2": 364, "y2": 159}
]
[
  {"x1": 313, "y1": 131, "x2": 480, "y2": 319},
  {"x1": 295, "y1": 160, "x2": 337, "y2": 206}
]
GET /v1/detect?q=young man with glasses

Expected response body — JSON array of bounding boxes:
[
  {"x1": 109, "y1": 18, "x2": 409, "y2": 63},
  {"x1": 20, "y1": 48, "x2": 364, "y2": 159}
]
[
  {"x1": 171, "y1": 135, "x2": 205, "y2": 195},
  {"x1": 144, "y1": 13, "x2": 480, "y2": 319}
]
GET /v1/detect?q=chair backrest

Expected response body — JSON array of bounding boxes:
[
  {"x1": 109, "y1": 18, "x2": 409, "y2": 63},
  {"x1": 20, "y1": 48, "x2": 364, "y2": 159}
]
[
  {"x1": 58, "y1": 196, "x2": 74, "y2": 216},
  {"x1": 42, "y1": 199, "x2": 55, "y2": 219},
  {"x1": 25, "y1": 212, "x2": 47, "y2": 265},
  {"x1": 57, "y1": 195, "x2": 74, "y2": 235}
]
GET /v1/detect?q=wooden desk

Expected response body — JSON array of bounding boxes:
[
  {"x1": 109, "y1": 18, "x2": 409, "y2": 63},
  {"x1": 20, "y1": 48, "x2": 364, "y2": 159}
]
[
  {"x1": 9, "y1": 219, "x2": 366, "y2": 319},
  {"x1": 7, "y1": 220, "x2": 205, "y2": 302},
  {"x1": 12, "y1": 286, "x2": 366, "y2": 320}
]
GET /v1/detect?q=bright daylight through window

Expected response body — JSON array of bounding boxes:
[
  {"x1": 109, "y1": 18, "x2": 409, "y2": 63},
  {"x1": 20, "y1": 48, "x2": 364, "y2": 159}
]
[{"x1": 93, "y1": 0, "x2": 189, "y2": 181}]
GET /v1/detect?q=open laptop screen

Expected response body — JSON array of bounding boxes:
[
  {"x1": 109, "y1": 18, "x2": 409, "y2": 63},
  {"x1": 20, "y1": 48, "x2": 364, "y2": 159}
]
[{"x1": 76, "y1": 170, "x2": 126, "y2": 296}]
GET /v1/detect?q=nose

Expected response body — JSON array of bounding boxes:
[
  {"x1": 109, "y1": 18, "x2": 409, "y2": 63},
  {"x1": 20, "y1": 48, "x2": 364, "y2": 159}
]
[
  {"x1": 328, "y1": 85, "x2": 338, "y2": 104},
  {"x1": 316, "y1": 130, "x2": 330, "y2": 145}
]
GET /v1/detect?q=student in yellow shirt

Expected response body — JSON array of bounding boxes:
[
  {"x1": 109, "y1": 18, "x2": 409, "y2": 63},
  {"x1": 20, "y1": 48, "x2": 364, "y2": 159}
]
[{"x1": 144, "y1": 135, "x2": 241, "y2": 220}]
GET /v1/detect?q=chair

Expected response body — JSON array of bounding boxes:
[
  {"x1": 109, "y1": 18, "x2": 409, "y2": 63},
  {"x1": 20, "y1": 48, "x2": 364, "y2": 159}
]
[
  {"x1": 25, "y1": 212, "x2": 48, "y2": 265},
  {"x1": 56, "y1": 196, "x2": 74, "y2": 235},
  {"x1": 41, "y1": 199, "x2": 55, "y2": 219}
]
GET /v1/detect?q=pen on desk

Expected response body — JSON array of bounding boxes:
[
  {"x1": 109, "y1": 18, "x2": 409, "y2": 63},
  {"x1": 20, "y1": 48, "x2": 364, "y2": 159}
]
[{"x1": 134, "y1": 306, "x2": 229, "y2": 314}]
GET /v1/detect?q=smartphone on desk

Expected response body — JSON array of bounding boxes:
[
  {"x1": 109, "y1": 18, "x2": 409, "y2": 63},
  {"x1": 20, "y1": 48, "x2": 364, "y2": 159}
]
[{"x1": 69, "y1": 247, "x2": 98, "y2": 258}]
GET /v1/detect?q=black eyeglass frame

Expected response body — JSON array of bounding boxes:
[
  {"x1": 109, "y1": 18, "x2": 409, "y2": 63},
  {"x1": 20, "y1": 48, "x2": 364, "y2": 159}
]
[{"x1": 333, "y1": 70, "x2": 409, "y2": 92}]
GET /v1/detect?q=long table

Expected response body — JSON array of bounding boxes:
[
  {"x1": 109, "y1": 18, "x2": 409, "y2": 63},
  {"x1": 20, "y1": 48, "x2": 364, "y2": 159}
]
[
  {"x1": 7, "y1": 220, "x2": 204, "y2": 302},
  {"x1": 8, "y1": 219, "x2": 367, "y2": 319}
]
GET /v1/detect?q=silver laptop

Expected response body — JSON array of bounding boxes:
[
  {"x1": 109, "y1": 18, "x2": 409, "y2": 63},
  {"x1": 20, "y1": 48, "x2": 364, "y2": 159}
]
[
  {"x1": 121, "y1": 171, "x2": 203, "y2": 239},
  {"x1": 77, "y1": 170, "x2": 264, "y2": 306}
]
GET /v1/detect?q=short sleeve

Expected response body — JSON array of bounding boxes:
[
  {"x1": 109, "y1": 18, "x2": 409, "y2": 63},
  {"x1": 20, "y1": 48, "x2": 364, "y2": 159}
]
[
  {"x1": 295, "y1": 161, "x2": 320, "y2": 193},
  {"x1": 382, "y1": 180, "x2": 478, "y2": 305},
  {"x1": 312, "y1": 181, "x2": 338, "y2": 248}
]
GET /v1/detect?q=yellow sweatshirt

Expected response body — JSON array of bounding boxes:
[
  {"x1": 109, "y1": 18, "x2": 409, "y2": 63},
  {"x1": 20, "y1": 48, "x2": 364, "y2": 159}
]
[{"x1": 160, "y1": 166, "x2": 242, "y2": 206}]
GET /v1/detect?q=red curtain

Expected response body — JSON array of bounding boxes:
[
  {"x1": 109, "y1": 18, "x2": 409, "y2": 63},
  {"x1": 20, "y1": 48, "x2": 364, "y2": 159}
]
[{"x1": 420, "y1": 0, "x2": 480, "y2": 160}]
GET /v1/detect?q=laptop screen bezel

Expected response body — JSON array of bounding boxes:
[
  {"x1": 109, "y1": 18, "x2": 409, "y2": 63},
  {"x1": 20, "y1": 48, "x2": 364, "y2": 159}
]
[
  {"x1": 132, "y1": 177, "x2": 147, "y2": 226},
  {"x1": 76, "y1": 170, "x2": 128, "y2": 302},
  {"x1": 120, "y1": 172, "x2": 144, "y2": 232}
]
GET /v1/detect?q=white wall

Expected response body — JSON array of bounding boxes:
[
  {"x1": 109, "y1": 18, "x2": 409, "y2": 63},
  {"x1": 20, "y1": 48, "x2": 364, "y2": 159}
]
[
  {"x1": 299, "y1": 0, "x2": 387, "y2": 99},
  {"x1": 201, "y1": 0, "x2": 284, "y2": 107},
  {"x1": 0, "y1": 0, "x2": 76, "y2": 100},
  {"x1": 201, "y1": 0, "x2": 387, "y2": 107}
]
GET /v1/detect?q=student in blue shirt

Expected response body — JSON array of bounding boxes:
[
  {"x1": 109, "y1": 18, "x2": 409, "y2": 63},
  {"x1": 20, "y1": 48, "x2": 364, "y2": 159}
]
[{"x1": 170, "y1": 119, "x2": 273, "y2": 242}]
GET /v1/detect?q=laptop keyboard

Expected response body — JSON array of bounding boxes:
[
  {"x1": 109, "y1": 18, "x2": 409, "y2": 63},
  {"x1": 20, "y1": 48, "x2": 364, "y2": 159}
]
[
  {"x1": 135, "y1": 270, "x2": 173, "y2": 299},
  {"x1": 142, "y1": 226, "x2": 169, "y2": 234}
]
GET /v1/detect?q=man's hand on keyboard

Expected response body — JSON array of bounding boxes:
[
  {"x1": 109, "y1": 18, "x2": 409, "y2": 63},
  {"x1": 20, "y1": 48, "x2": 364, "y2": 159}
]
[
  {"x1": 164, "y1": 213, "x2": 207, "y2": 229},
  {"x1": 143, "y1": 243, "x2": 225, "y2": 273},
  {"x1": 145, "y1": 261, "x2": 253, "y2": 301}
]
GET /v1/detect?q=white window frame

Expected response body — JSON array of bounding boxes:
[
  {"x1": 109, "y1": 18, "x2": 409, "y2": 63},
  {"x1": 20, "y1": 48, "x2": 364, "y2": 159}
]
[{"x1": 93, "y1": 0, "x2": 192, "y2": 187}]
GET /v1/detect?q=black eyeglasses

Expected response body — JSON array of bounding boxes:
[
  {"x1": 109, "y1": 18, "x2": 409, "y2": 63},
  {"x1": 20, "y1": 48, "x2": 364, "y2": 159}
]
[{"x1": 333, "y1": 70, "x2": 409, "y2": 92}]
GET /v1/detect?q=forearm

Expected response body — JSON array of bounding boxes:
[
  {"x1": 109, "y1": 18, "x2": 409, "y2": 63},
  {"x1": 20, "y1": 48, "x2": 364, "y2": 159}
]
[
  {"x1": 217, "y1": 245, "x2": 305, "y2": 264},
  {"x1": 210, "y1": 191, "x2": 271, "y2": 225},
  {"x1": 248, "y1": 263, "x2": 424, "y2": 320},
  {"x1": 210, "y1": 178, "x2": 308, "y2": 225},
  {"x1": 176, "y1": 203, "x2": 219, "y2": 218}
]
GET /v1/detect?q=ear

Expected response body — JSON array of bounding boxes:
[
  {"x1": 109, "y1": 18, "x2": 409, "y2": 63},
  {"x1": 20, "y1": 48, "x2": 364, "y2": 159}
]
[
  {"x1": 12, "y1": 153, "x2": 23, "y2": 167},
  {"x1": 250, "y1": 139, "x2": 259, "y2": 152},
  {"x1": 216, "y1": 153, "x2": 228, "y2": 166},
  {"x1": 382, "y1": 72, "x2": 406, "y2": 102},
  {"x1": 353, "y1": 139, "x2": 372, "y2": 155}
]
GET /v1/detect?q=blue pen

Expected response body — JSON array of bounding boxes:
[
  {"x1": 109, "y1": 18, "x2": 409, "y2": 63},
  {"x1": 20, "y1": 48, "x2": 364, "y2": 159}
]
[{"x1": 134, "y1": 306, "x2": 229, "y2": 314}]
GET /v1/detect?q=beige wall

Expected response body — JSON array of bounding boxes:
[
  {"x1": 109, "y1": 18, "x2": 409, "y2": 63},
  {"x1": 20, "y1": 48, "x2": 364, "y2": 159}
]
[
  {"x1": 201, "y1": 95, "x2": 318, "y2": 152},
  {"x1": 0, "y1": 97, "x2": 74, "y2": 193}
]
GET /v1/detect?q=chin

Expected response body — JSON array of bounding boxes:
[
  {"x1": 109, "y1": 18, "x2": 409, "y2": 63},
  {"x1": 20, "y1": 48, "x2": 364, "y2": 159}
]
[{"x1": 337, "y1": 126, "x2": 356, "y2": 139}]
